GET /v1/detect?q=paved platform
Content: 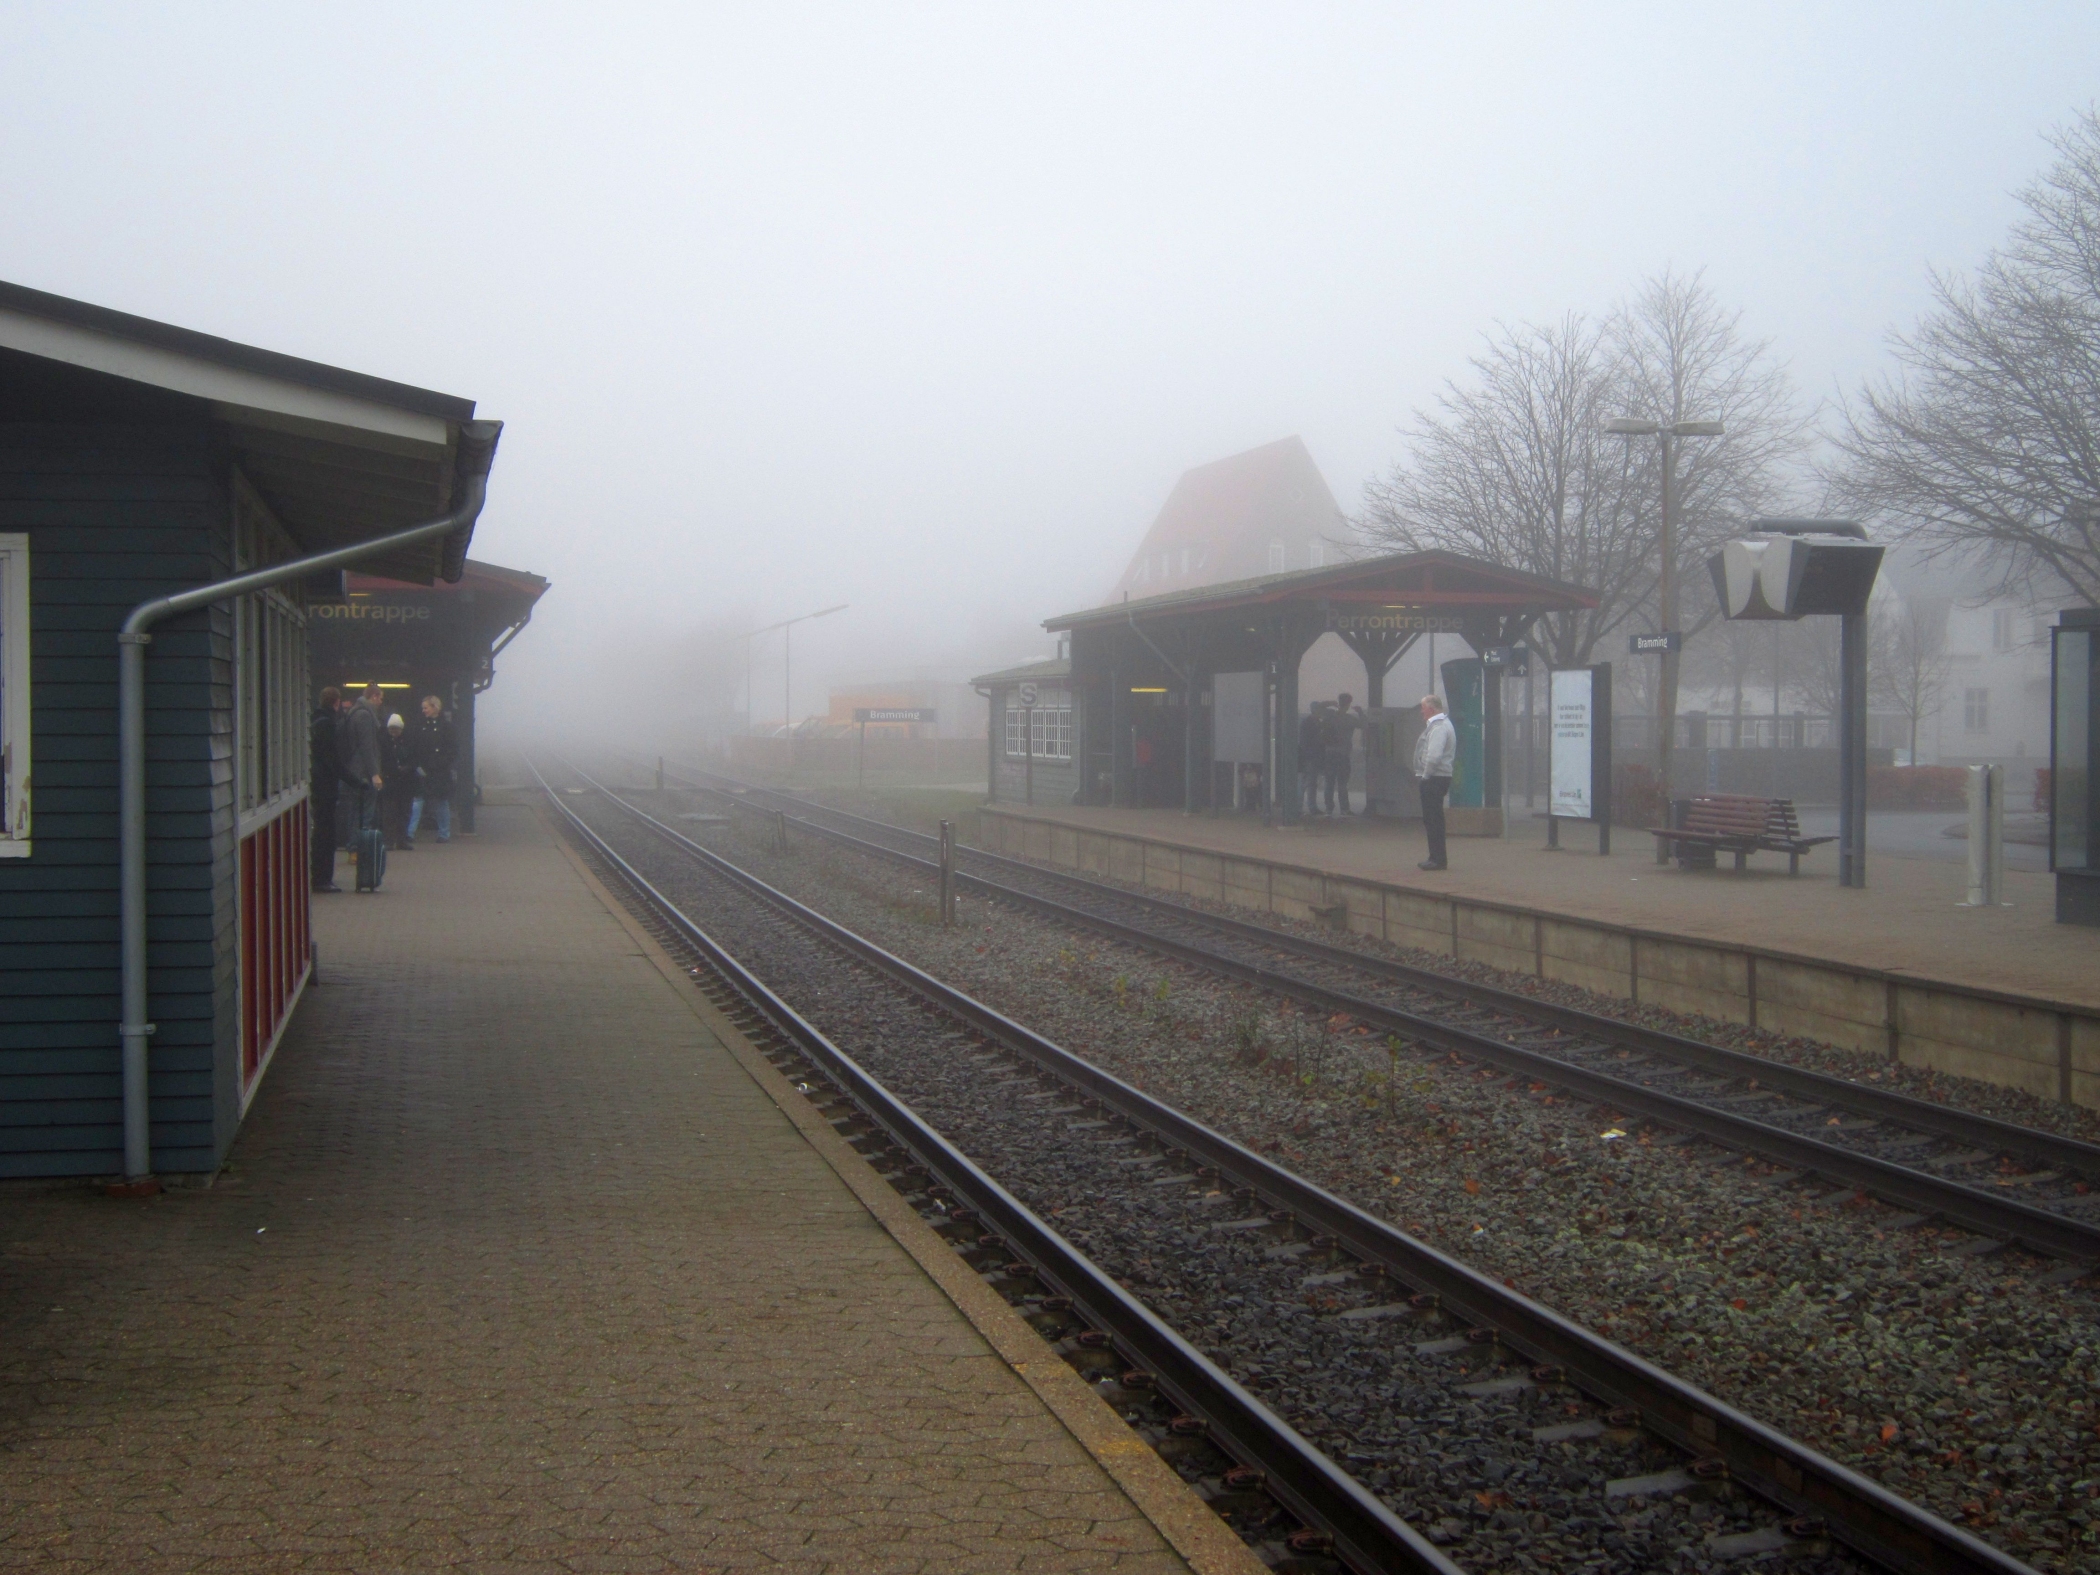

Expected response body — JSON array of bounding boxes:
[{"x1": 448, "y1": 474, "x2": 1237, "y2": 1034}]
[
  {"x1": 0, "y1": 805, "x2": 1219, "y2": 1573},
  {"x1": 980, "y1": 802, "x2": 2099, "y2": 1012}
]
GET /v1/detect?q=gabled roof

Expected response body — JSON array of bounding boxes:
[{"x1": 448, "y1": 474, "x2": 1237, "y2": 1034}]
[
  {"x1": 970, "y1": 657, "x2": 1071, "y2": 688},
  {"x1": 1048, "y1": 550, "x2": 1599, "y2": 632},
  {"x1": 0, "y1": 279, "x2": 493, "y2": 583},
  {"x1": 1109, "y1": 436, "x2": 1348, "y2": 600}
]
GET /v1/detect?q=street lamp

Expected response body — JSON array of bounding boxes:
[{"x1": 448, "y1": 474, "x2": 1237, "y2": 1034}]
[
  {"x1": 741, "y1": 602, "x2": 849, "y2": 740},
  {"x1": 1606, "y1": 416, "x2": 1724, "y2": 799}
]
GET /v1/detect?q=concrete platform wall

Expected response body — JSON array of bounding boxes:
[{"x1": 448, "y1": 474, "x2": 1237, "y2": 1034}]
[{"x1": 980, "y1": 809, "x2": 2100, "y2": 1110}]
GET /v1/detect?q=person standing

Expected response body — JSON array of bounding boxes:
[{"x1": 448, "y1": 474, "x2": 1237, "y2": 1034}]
[
  {"x1": 407, "y1": 694, "x2": 457, "y2": 844},
  {"x1": 1326, "y1": 692, "x2": 1363, "y2": 816},
  {"x1": 1296, "y1": 705, "x2": 1326, "y2": 817},
  {"x1": 380, "y1": 714, "x2": 416, "y2": 849},
  {"x1": 340, "y1": 685, "x2": 385, "y2": 837},
  {"x1": 1412, "y1": 692, "x2": 1456, "y2": 870},
  {"x1": 307, "y1": 687, "x2": 353, "y2": 892}
]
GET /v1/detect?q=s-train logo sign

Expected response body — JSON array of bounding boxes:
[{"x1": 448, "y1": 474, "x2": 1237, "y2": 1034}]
[{"x1": 311, "y1": 602, "x2": 432, "y2": 623}]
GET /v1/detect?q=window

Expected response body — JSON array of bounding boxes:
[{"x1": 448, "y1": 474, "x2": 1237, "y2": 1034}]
[
  {"x1": 1268, "y1": 541, "x2": 1285, "y2": 573},
  {"x1": 1964, "y1": 687, "x2": 1990, "y2": 734},
  {"x1": 1308, "y1": 541, "x2": 1325, "y2": 569},
  {"x1": 232, "y1": 482, "x2": 310, "y2": 823},
  {"x1": 1992, "y1": 607, "x2": 2015, "y2": 651},
  {"x1": 0, "y1": 533, "x2": 28, "y2": 854},
  {"x1": 1003, "y1": 695, "x2": 1073, "y2": 760}
]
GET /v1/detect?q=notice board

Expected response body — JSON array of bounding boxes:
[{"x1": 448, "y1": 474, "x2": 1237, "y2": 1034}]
[{"x1": 1548, "y1": 664, "x2": 1612, "y2": 843}]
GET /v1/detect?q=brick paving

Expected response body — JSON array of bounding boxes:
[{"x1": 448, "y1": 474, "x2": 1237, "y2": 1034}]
[{"x1": 0, "y1": 805, "x2": 1191, "y2": 1573}]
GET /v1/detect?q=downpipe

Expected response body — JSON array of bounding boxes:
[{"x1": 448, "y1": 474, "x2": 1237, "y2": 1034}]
[{"x1": 117, "y1": 421, "x2": 501, "y2": 1183}]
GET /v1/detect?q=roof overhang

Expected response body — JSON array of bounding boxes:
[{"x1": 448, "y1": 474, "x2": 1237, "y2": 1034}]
[
  {"x1": 0, "y1": 280, "x2": 490, "y2": 583},
  {"x1": 1046, "y1": 550, "x2": 1600, "y2": 632}
]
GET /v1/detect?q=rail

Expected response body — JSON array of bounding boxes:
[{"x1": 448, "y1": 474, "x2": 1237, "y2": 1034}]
[{"x1": 567, "y1": 761, "x2": 2039, "y2": 1575}]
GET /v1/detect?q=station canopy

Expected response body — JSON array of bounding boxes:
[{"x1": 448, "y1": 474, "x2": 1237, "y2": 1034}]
[{"x1": 1046, "y1": 548, "x2": 1599, "y2": 704}]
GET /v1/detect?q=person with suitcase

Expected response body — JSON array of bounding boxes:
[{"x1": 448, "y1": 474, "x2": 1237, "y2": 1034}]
[{"x1": 340, "y1": 685, "x2": 388, "y2": 891}]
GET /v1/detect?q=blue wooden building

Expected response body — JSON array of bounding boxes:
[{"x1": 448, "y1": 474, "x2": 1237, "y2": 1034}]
[{"x1": 0, "y1": 280, "x2": 502, "y2": 1178}]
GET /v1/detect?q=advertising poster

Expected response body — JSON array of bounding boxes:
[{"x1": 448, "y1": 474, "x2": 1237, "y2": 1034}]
[{"x1": 1549, "y1": 667, "x2": 1595, "y2": 820}]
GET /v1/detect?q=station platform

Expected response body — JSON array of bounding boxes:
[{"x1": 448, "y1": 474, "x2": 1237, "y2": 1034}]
[
  {"x1": 0, "y1": 804, "x2": 1247, "y2": 1573},
  {"x1": 977, "y1": 803, "x2": 2100, "y2": 1109}
]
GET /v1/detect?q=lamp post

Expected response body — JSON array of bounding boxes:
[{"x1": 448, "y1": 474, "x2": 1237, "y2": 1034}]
[
  {"x1": 1606, "y1": 416, "x2": 1724, "y2": 800},
  {"x1": 742, "y1": 602, "x2": 848, "y2": 755},
  {"x1": 777, "y1": 602, "x2": 847, "y2": 737}
]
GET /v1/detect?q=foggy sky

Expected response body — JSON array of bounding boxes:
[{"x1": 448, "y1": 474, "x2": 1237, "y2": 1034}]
[{"x1": 6, "y1": 3, "x2": 2097, "y2": 736}]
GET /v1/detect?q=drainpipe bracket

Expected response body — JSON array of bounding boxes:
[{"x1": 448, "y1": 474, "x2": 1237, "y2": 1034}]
[
  {"x1": 118, "y1": 632, "x2": 152, "y2": 646},
  {"x1": 119, "y1": 1023, "x2": 157, "y2": 1038}
]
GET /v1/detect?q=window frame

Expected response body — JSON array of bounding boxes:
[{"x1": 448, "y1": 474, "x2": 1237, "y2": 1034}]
[
  {"x1": 1963, "y1": 686, "x2": 1990, "y2": 735},
  {"x1": 0, "y1": 533, "x2": 29, "y2": 856},
  {"x1": 1003, "y1": 694, "x2": 1074, "y2": 762}
]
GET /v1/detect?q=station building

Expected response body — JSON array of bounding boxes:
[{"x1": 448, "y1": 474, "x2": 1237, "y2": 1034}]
[
  {"x1": 0, "y1": 280, "x2": 504, "y2": 1179},
  {"x1": 978, "y1": 553, "x2": 1596, "y2": 826},
  {"x1": 308, "y1": 558, "x2": 548, "y2": 834}
]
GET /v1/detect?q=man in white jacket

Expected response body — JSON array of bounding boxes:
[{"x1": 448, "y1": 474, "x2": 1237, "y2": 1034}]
[{"x1": 1411, "y1": 693, "x2": 1456, "y2": 870}]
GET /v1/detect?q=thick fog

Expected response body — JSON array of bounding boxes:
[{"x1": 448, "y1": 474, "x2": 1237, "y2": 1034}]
[{"x1": 5, "y1": 4, "x2": 2097, "y2": 746}]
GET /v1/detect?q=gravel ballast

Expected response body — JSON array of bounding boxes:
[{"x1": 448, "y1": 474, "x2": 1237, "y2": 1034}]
[{"x1": 594, "y1": 783, "x2": 2099, "y2": 1571}]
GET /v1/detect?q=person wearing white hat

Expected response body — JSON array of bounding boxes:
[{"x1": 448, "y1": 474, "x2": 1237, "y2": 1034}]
[{"x1": 380, "y1": 712, "x2": 416, "y2": 850}]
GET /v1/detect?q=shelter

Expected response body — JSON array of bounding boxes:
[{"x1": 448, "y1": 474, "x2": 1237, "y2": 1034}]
[
  {"x1": 1033, "y1": 551, "x2": 1598, "y2": 826},
  {"x1": 309, "y1": 558, "x2": 549, "y2": 833},
  {"x1": 0, "y1": 280, "x2": 501, "y2": 1178},
  {"x1": 972, "y1": 654, "x2": 1075, "y2": 806}
]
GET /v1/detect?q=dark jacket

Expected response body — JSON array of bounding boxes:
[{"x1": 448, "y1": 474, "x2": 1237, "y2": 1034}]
[
  {"x1": 380, "y1": 728, "x2": 415, "y2": 803},
  {"x1": 410, "y1": 712, "x2": 458, "y2": 797},
  {"x1": 309, "y1": 705, "x2": 351, "y2": 801},
  {"x1": 1296, "y1": 711, "x2": 1323, "y2": 771},
  {"x1": 340, "y1": 701, "x2": 382, "y2": 786}
]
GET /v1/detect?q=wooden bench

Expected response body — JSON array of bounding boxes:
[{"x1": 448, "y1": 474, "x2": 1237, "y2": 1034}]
[{"x1": 1648, "y1": 794, "x2": 1836, "y2": 875}]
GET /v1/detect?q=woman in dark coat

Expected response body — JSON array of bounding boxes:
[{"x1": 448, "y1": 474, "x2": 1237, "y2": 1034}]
[{"x1": 380, "y1": 714, "x2": 416, "y2": 850}]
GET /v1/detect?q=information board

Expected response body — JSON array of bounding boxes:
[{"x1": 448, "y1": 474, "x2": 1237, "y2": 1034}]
[
  {"x1": 1211, "y1": 671, "x2": 1264, "y2": 762},
  {"x1": 1553, "y1": 667, "x2": 1612, "y2": 831}
]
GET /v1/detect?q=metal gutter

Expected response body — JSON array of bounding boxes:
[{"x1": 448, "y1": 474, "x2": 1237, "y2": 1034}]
[{"x1": 115, "y1": 419, "x2": 501, "y2": 1183}]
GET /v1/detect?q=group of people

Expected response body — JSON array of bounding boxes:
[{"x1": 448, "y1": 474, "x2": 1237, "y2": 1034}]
[
  {"x1": 1295, "y1": 690, "x2": 1458, "y2": 871},
  {"x1": 308, "y1": 684, "x2": 459, "y2": 892},
  {"x1": 1296, "y1": 691, "x2": 1364, "y2": 818}
]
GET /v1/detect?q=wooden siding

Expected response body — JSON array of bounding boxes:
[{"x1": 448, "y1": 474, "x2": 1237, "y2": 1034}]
[{"x1": 0, "y1": 423, "x2": 239, "y2": 1176}]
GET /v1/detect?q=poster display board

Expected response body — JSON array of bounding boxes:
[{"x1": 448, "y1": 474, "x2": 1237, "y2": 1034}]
[
  {"x1": 1211, "y1": 671, "x2": 1264, "y2": 763},
  {"x1": 1547, "y1": 664, "x2": 1612, "y2": 853}
]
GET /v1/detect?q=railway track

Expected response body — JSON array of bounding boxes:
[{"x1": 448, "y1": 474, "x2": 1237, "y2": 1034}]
[
  {"x1": 545, "y1": 759, "x2": 2038, "y2": 1575},
  {"x1": 663, "y1": 764, "x2": 2100, "y2": 1274}
]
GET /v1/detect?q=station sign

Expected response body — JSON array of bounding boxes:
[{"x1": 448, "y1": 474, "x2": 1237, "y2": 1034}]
[
  {"x1": 1017, "y1": 683, "x2": 1039, "y2": 706},
  {"x1": 1481, "y1": 645, "x2": 1529, "y2": 676},
  {"x1": 1325, "y1": 607, "x2": 1468, "y2": 636},
  {"x1": 853, "y1": 707, "x2": 937, "y2": 723},
  {"x1": 1627, "y1": 631, "x2": 1682, "y2": 655}
]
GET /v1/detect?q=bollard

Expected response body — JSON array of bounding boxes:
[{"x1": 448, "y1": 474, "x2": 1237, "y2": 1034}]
[
  {"x1": 656, "y1": 755, "x2": 664, "y2": 792},
  {"x1": 775, "y1": 808, "x2": 789, "y2": 856},
  {"x1": 938, "y1": 819, "x2": 956, "y2": 926},
  {"x1": 1962, "y1": 763, "x2": 2009, "y2": 907}
]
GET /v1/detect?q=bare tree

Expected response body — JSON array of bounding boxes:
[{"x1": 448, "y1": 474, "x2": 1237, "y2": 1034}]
[
  {"x1": 1611, "y1": 270, "x2": 1812, "y2": 788},
  {"x1": 1832, "y1": 107, "x2": 2100, "y2": 604},
  {"x1": 1871, "y1": 592, "x2": 1951, "y2": 764},
  {"x1": 1359, "y1": 274, "x2": 1806, "y2": 794},
  {"x1": 1356, "y1": 314, "x2": 1646, "y2": 667}
]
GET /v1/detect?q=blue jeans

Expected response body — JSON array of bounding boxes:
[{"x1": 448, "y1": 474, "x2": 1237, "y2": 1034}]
[{"x1": 408, "y1": 797, "x2": 451, "y2": 841}]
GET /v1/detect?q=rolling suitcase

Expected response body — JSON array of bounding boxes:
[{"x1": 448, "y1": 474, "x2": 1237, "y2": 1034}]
[{"x1": 355, "y1": 824, "x2": 387, "y2": 892}]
